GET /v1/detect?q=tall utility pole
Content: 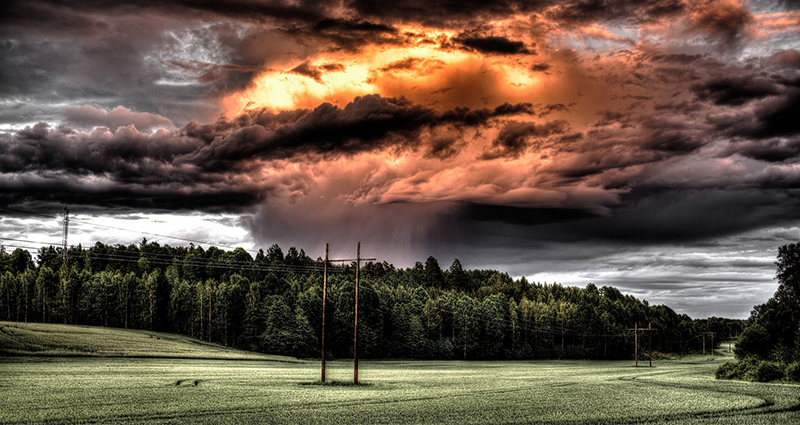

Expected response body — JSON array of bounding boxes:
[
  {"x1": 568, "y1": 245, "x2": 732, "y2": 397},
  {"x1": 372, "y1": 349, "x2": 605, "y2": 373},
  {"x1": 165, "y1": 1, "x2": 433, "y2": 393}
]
[
  {"x1": 353, "y1": 242, "x2": 374, "y2": 385},
  {"x1": 630, "y1": 323, "x2": 657, "y2": 367},
  {"x1": 702, "y1": 332, "x2": 715, "y2": 355},
  {"x1": 318, "y1": 243, "x2": 374, "y2": 384},
  {"x1": 648, "y1": 322, "x2": 653, "y2": 368},
  {"x1": 62, "y1": 204, "x2": 69, "y2": 260},
  {"x1": 321, "y1": 244, "x2": 328, "y2": 383},
  {"x1": 354, "y1": 242, "x2": 360, "y2": 385}
]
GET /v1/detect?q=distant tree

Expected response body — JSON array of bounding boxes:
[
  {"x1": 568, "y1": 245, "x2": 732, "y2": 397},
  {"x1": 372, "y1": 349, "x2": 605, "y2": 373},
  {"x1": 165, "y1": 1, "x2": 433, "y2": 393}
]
[
  {"x1": 717, "y1": 242, "x2": 800, "y2": 382},
  {"x1": 285, "y1": 247, "x2": 301, "y2": 266},
  {"x1": 0, "y1": 271, "x2": 18, "y2": 321},
  {"x1": 776, "y1": 242, "x2": 800, "y2": 323},
  {"x1": 3, "y1": 248, "x2": 33, "y2": 274},
  {"x1": 35, "y1": 266, "x2": 58, "y2": 323},
  {"x1": 736, "y1": 242, "x2": 800, "y2": 363},
  {"x1": 455, "y1": 294, "x2": 477, "y2": 359},
  {"x1": 266, "y1": 244, "x2": 284, "y2": 264},
  {"x1": 261, "y1": 296, "x2": 315, "y2": 357},
  {"x1": 56, "y1": 265, "x2": 81, "y2": 324},
  {"x1": 424, "y1": 256, "x2": 444, "y2": 291},
  {"x1": 20, "y1": 268, "x2": 36, "y2": 323},
  {"x1": 446, "y1": 259, "x2": 468, "y2": 290}
]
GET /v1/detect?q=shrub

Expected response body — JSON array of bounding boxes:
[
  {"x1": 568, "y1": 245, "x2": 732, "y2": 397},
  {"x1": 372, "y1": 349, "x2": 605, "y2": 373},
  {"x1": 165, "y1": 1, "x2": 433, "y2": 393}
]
[
  {"x1": 715, "y1": 361, "x2": 738, "y2": 380},
  {"x1": 786, "y1": 361, "x2": 800, "y2": 382},
  {"x1": 754, "y1": 361, "x2": 784, "y2": 382}
]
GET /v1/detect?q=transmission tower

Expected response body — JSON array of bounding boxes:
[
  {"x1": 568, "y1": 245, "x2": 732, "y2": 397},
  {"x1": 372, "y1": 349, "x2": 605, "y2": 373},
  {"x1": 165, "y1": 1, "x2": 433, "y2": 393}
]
[{"x1": 62, "y1": 204, "x2": 69, "y2": 260}]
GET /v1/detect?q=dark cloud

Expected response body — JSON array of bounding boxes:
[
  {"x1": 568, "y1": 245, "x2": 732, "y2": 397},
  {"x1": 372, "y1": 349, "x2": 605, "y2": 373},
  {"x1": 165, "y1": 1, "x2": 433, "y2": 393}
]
[
  {"x1": 284, "y1": 17, "x2": 403, "y2": 52},
  {"x1": 289, "y1": 61, "x2": 324, "y2": 82},
  {"x1": 321, "y1": 63, "x2": 346, "y2": 72},
  {"x1": 710, "y1": 87, "x2": 800, "y2": 149},
  {"x1": 0, "y1": 96, "x2": 536, "y2": 209},
  {"x1": 425, "y1": 135, "x2": 462, "y2": 160},
  {"x1": 723, "y1": 138, "x2": 800, "y2": 163},
  {"x1": 312, "y1": 17, "x2": 396, "y2": 33},
  {"x1": 538, "y1": 103, "x2": 573, "y2": 117},
  {"x1": 449, "y1": 188, "x2": 800, "y2": 246},
  {"x1": 691, "y1": 76, "x2": 782, "y2": 106},
  {"x1": 530, "y1": 62, "x2": 551, "y2": 72},
  {"x1": 376, "y1": 56, "x2": 446, "y2": 80},
  {"x1": 2, "y1": 0, "x2": 330, "y2": 24},
  {"x1": 186, "y1": 96, "x2": 535, "y2": 165},
  {"x1": 548, "y1": 0, "x2": 686, "y2": 25},
  {"x1": 593, "y1": 110, "x2": 631, "y2": 127},
  {"x1": 553, "y1": 113, "x2": 707, "y2": 181},
  {"x1": 431, "y1": 87, "x2": 455, "y2": 95},
  {"x1": 482, "y1": 120, "x2": 569, "y2": 159},
  {"x1": 345, "y1": 0, "x2": 545, "y2": 25},
  {"x1": 346, "y1": 0, "x2": 688, "y2": 27},
  {"x1": 380, "y1": 57, "x2": 426, "y2": 72},
  {"x1": 452, "y1": 34, "x2": 532, "y2": 55}
]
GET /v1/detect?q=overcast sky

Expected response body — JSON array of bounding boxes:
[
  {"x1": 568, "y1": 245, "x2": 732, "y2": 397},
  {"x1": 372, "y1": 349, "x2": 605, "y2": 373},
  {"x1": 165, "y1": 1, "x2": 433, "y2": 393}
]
[{"x1": 1, "y1": 0, "x2": 799, "y2": 319}]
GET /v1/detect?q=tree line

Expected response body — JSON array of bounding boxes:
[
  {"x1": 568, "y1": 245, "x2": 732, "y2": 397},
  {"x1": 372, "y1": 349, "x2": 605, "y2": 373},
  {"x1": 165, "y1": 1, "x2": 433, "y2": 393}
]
[
  {"x1": 0, "y1": 240, "x2": 743, "y2": 360},
  {"x1": 717, "y1": 241, "x2": 800, "y2": 382}
]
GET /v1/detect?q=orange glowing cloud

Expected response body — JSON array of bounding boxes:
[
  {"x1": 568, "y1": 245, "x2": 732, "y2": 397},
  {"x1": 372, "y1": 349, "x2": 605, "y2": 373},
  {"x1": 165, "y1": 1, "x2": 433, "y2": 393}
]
[{"x1": 220, "y1": 25, "x2": 546, "y2": 116}]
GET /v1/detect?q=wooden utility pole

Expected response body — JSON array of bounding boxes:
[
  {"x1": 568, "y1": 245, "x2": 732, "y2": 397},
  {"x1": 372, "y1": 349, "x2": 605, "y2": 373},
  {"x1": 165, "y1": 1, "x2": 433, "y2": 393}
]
[
  {"x1": 630, "y1": 323, "x2": 657, "y2": 367},
  {"x1": 352, "y1": 242, "x2": 374, "y2": 385},
  {"x1": 321, "y1": 244, "x2": 328, "y2": 383},
  {"x1": 354, "y1": 242, "x2": 360, "y2": 385},
  {"x1": 318, "y1": 243, "x2": 374, "y2": 385},
  {"x1": 702, "y1": 332, "x2": 715, "y2": 355},
  {"x1": 648, "y1": 322, "x2": 652, "y2": 368}
]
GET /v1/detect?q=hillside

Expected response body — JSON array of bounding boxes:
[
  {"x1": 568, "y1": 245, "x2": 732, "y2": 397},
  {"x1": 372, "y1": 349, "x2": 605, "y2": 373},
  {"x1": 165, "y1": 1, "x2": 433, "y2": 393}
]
[{"x1": 0, "y1": 321, "x2": 299, "y2": 361}]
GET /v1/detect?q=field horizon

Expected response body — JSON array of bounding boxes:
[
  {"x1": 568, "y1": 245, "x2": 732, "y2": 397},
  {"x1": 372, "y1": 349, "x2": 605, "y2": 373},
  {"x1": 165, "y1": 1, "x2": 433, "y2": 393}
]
[{"x1": 1, "y1": 321, "x2": 799, "y2": 424}]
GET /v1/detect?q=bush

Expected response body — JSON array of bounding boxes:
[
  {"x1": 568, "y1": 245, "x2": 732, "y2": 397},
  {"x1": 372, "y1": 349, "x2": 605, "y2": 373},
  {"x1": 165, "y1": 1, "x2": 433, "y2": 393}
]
[
  {"x1": 754, "y1": 361, "x2": 784, "y2": 382},
  {"x1": 786, "y1": 362, "x2": 800, "y2": 382},
  {"x1": 715, "y1": 361, "x2": 738, "y2": 380}
]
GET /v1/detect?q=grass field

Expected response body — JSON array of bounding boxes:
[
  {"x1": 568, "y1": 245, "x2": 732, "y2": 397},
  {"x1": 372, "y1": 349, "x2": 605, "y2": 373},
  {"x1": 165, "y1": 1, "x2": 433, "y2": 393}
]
[{"x1": 1, "y1": 322, "x2": 798, "y2": 424}]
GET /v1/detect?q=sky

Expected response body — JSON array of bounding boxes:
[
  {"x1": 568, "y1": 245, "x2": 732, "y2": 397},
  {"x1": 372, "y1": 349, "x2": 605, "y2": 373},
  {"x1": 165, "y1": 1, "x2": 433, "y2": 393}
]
[{"x1": 1, "y1": 0, "x2": 799, "y2": 319}]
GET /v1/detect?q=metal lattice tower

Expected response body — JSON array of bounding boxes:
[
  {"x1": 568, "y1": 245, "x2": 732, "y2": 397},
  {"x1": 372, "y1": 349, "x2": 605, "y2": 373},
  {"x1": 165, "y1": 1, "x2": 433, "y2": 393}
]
[{"x1": 62, "y1": 204, "x2": 69, "y2": 260}]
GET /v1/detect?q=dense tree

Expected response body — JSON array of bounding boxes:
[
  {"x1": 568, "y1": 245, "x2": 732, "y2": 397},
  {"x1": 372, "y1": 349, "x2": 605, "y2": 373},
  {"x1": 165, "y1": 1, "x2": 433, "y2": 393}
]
[
  {"x1": 716, "y1": 242, "x2": 800, "y2": 382},
  {"x1": 447, "y1": 259, "x2": 468, "y2": 290},
  {"x1": 0, "y1": 241, "x2": 739, "y2": 362},
  {"x1": 424, "y1": 256, "x2": 444, "y2": 291}
]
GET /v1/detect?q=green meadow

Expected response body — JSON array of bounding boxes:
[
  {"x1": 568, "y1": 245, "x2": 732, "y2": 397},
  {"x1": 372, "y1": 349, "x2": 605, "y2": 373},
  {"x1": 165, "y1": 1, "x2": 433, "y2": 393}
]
[{"x1": 1, "y1": 322, "x2": 798, "y2": 424}]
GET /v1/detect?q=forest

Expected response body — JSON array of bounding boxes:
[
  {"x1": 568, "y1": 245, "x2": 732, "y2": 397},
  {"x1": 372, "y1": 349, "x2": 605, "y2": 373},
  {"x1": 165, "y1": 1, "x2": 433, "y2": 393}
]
[
  {"x1": 716, "y1": 242, "x2": 800, "y2": 382},
  {"x1": 0, "y1": 240, "x2": 744, "y2": 360}
]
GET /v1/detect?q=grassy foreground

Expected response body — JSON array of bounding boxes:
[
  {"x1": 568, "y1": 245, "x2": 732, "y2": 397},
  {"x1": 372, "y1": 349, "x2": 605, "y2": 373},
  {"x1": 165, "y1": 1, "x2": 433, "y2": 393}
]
[{"x1": 1, "y1": 323, "x2": 798, "y2": 424}]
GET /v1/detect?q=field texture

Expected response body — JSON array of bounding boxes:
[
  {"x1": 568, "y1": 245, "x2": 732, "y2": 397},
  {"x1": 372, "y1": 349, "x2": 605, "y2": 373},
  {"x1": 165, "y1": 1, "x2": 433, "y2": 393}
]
[{"x1": 1, "y1": 324, "x2": 798, "y2": 424}]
